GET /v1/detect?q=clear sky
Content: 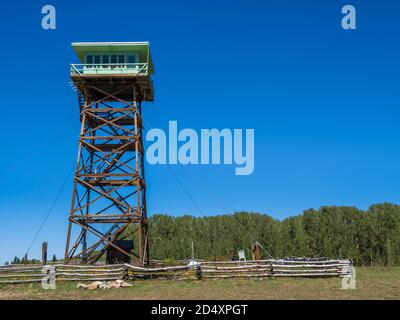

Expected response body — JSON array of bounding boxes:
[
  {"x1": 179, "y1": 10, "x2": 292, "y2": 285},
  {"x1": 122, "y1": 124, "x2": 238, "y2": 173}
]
[{"x1": 0, "y1": 0, "x2": 399, "y2": 264}]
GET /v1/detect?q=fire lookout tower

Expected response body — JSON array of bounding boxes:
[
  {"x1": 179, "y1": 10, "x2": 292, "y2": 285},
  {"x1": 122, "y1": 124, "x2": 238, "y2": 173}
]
[{"x1": 65, "y1": 42, "x2": 154, "y2": 264}]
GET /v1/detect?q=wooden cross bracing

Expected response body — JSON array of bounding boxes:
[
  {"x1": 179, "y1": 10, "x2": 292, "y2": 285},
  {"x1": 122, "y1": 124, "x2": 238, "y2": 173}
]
[{"x1": 64, "y1": 80, "x2": 149, "y2": 264}]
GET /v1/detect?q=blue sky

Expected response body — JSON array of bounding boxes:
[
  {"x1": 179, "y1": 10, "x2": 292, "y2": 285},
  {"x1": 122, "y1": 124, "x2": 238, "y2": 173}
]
[{"x1": 0, "y1": 0, "x2": 399, "y2": 264}]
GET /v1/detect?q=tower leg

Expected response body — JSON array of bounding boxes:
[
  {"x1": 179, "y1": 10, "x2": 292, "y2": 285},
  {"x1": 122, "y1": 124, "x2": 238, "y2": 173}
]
[{"x1": 64, "y1": 220, "x2": 72, "y2": 261}]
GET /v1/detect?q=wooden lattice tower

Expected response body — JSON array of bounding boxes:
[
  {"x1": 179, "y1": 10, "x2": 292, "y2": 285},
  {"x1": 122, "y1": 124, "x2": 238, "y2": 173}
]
[{"x1": 65, "y1": 42, "x2": 154, "y2": 264}]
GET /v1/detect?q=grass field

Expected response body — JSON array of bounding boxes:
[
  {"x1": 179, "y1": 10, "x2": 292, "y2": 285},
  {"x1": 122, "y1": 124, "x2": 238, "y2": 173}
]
[{"x1": 0, "y1": 267, "x2": 399, "y2": 300}]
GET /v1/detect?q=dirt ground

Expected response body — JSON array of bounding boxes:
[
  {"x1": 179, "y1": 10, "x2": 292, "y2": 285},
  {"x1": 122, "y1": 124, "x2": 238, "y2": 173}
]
[{"x1": 0, "y1": 267, "x2": 399, "y2": 300}]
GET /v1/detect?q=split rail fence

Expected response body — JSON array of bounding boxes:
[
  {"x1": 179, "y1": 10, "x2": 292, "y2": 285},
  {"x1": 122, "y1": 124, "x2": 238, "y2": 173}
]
[{"x1": 0, "y1": 258, "x2": 355, "y2": 284}]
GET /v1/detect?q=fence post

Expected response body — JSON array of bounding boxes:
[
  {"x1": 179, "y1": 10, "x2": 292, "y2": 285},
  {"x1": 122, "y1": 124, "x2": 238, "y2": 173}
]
[
  {"x1": 42, "y1": 242, "x2": 48, "y2": 264},
  {"x1": 196, "y1": 264, "x2": 202, "y2": 280},
  {"x1": 123, "y1": 264, "x2": 129, "y2": 281},
  {"x1": 269, "y1": 262, "x2": 274, "y2": 278}
]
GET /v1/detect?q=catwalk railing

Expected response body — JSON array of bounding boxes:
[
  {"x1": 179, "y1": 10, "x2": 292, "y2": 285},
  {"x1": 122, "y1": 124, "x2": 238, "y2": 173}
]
[
  {"x1": 70, "y1": 63, "x2": 149, "y2": 76},
  {"x1": 0, "y1": 258, "x2": 355, "y2": 284}
]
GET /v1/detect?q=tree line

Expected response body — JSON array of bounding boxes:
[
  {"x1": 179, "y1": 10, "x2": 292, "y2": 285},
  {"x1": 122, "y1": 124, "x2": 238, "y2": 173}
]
[
  {"x1": 6, "y1": 203, "x2": 399, "y2": 266},
  {"x1": 9, "y1": 254, "x2": 57, "y2": 265},
  {"x1": 142, "y1": 203, "x2": 400, "y2": 266}
]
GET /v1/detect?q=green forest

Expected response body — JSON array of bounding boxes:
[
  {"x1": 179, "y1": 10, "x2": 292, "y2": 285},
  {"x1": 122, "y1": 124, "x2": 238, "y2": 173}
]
[{"x1": 144, "y1": 203, "x2": 400, "y2": 266}]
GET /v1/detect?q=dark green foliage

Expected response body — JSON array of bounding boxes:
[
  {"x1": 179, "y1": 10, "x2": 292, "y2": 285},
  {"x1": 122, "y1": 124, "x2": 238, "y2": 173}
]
[{"x1": 143, "y1": 203, "x2": 400, "y2": 266}]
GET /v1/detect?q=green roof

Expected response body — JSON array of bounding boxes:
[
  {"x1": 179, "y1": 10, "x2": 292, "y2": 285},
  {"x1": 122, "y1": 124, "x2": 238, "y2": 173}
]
[{"x1": 71, "y1": 42, "x2": 154, "y2": 74}]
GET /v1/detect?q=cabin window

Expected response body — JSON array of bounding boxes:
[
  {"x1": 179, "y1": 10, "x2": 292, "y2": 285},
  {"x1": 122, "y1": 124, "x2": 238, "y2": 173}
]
[
  {"x1": 118, "y1": 55, "x2": 125, "y2": 64},
  {"x1": 94, "y1": 55, "x2": 101, "y2": 65},
  {"x1": 111, "y1": 54, "x2": 117, "y2": 68},
  {"x1": 102, "y1": 55, "x2": 109, "y2": 65},
  {"x1": 127, "y1": 55, "x2": 136, "y2": 64},
  {"x1": 86, "y1": 55, "x2": 93, "y2": 66}
]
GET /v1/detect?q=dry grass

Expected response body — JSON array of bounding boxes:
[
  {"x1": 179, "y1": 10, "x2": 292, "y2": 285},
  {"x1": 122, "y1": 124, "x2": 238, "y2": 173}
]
[{"x1": 0, "y1": 267, "x2": 399, "y2": 300}]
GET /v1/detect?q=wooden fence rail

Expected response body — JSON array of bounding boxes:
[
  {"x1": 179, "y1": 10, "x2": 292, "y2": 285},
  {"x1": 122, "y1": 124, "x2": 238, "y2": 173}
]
[{"x1": 0, "y1": 259, "x2": 355, "y2": 284}]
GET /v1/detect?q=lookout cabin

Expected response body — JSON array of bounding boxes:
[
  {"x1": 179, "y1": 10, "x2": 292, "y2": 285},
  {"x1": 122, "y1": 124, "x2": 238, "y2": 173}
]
[{"x1": 70, "y1": 42, "x2": 154, "y2": 101}]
